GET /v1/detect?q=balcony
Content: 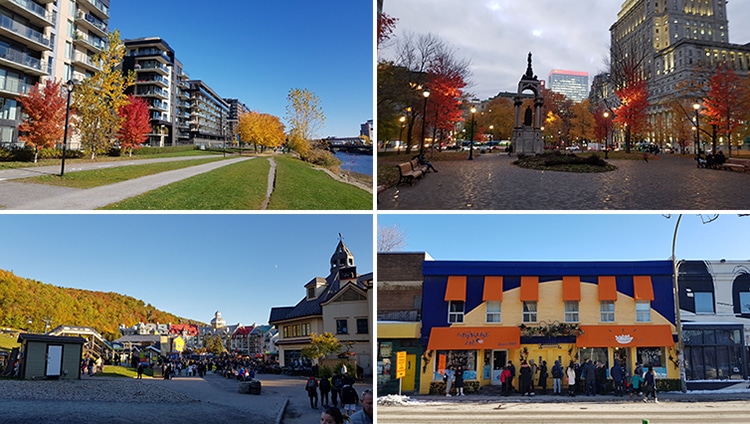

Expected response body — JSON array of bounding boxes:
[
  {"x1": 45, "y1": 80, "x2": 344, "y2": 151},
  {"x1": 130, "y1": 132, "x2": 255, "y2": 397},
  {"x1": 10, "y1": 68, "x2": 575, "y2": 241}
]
[
  {"x1": 136, "y1": 87, "x2": 169, "y2": 99},
  {"x1": 72, "y1": 51, "x2": 99, "y2": 73},
  {"x1": 75, "y1": 10, "x2": 107, "y2": 37},
  {"x1": 72, "y1": 31, "x2": 106, "y2": 52},
  {"x1": 78, "y1": 0, "x2": 109, "y2": 20},
  {"x1": 0, "y1": 43, "x2": 47, "y2": 76},
  {"x1": 0, "y1": 14, "x2": 52, "y2": 51},
  {"x1": 1, "y1": 0, "x2": 55, "y2": 27},
  {"x1": 137, "y1": 61, "x2": 169, "y2": 76},
  {"x1": 135, "y1": 75, "x2": 168, "y2": 88},
  {"x1": 130, "y1": 48, "x2": 171, "y2": 64}
]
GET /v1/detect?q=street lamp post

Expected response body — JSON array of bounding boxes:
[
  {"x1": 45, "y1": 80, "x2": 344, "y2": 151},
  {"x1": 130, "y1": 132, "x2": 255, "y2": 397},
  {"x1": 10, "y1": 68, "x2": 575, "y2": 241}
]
[
  {"x1": 419, "y1": 88, "x2": 430, "y2": 155},
  {"x1": 60, "y1": 80, "x2": 75, "y2": 177},
  {"x1": 693, "y1": 102, "x2": 701, "y2": 154},
  {"x1": 671, "y1": 214, "x2": 688, "y2": 393},
  {"x1": 603, "y1": 111, "x2": 610, "y2": 159},
  {"x1": 395, "y1": 115, "x2": 406, "y2": 153},
  {"x1": 468, "y1": 107, "x2": 477, "y2": 160}
]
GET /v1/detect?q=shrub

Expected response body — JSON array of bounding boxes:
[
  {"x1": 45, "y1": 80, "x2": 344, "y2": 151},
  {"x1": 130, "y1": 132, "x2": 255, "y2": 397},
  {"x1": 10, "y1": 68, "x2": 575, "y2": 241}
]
[{"x1": 300, "y1": 147, "x2": 341, "y2": 168}]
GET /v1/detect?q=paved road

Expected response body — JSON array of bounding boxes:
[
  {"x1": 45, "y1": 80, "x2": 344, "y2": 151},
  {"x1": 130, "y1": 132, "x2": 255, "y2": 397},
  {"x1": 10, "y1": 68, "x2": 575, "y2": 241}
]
[
  {"x1": 378, "y1": 153, "x2": 750, "y2": 210},
  {"x1": 0, "y1": 156, "x2": 254, "y2": 210}
]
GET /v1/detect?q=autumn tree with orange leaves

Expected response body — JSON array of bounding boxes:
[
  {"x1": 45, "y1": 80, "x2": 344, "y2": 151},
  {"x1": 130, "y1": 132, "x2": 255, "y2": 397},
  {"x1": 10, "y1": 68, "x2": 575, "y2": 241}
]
[
  {"x1": 116, "y1": 95, "x2": 151, "y2": 157},
  {"x1": 614, "y1": 70, "x2": 650, "y2": 153},
  {"x1": 238, "y1": 111, "x2": 286, "y2": 152},
  {"x1": 702, "y1": 64, "x2": 747, "y2": 156},
  {"x1": 17, "y1": 80, "x2": 67, "y2": 163}
]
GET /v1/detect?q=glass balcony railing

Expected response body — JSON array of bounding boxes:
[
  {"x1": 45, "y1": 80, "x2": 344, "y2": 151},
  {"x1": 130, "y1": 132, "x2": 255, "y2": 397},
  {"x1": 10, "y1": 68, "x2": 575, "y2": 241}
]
[
  {"x1": 10, "y1": 0, "x2": 53, "y2": 22},
  {"x1": 82, "y1": 12, "x2": 107, "y2": 33},
  {"x1": 0, "y1": 43, "x2": 44, "y2": 72},
  {"x1": 0, "y1": 14, "x2": 51, "y2": 47},
  {"x1": 137, "y1": 75, "x2": 168, "y2": 85},
  {"x1": 82, "y1": 0, "x2": 109, "y2": 17}
]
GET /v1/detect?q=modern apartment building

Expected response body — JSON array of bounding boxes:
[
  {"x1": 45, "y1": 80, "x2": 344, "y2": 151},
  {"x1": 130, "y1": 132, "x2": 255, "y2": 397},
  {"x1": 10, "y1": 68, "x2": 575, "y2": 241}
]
[
  {"x1": 224, "y1": 97, "x2": 250, "y2": 144},
  {"x1": 547, "y1": 70, "x2": 589, "y2": 103},
  {"x1": 188, "y1": 79, "x2": 229, "y2": 148},
  {"x1": 0, "y1": 0, "x2": 57, "y2": 146}
]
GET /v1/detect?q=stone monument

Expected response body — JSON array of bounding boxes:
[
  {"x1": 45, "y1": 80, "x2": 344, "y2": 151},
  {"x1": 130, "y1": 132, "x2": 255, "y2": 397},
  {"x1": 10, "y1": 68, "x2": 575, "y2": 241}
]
[{"x1": 511, "y1": 53, "x2": 545, "y2": 155}]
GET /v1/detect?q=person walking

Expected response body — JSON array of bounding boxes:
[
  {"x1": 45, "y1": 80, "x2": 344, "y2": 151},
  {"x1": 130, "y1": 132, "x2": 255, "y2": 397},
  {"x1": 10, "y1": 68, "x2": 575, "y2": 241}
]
[
  {"x1": 551, "y1": 360, "x2": 563, "y2": 395},
  {"x1": 630, "y1": 370, "x2": 644, "y2": 398},
  {"x1": 538, "y1": 360, "x2": 548, "y2": 395},
  {"x1": 136, "y1": 363, "x2": 144, "y2": 379},
  {"x1": 454, "y1": 366, "x2": 465, "y2": 396},
  {"x1": 349, "y1": 389, "x2": 373, "y2": 424},
  {"x1": 444, "y1": 365, "x2": 455, "y2": 396},
  {"x1": 306, "y1": 375, "x2": 319, "y2": 409},
  {"x1": 642, "y1": 366, "x2": 658, "y2": 403},
  {"x1": 341, "y1": 382, "x2": 359, "y2": 418},
  {"x1": 566, "y1": 362, "x2": 577, "y2": 397},
  {"x1": 319, "y1": 375, "x2": 331, "y2": 407},
  {"x1": 331, "y1": 372, "x2": 343, "y2": 407}
]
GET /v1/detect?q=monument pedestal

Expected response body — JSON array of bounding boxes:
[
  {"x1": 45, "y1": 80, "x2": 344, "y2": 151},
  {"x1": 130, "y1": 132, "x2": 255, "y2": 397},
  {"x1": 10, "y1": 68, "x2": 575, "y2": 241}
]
[
  {"x1": 510, "y1": 53, "x2": 545, "y2": 156},
  {"x1": 512, "y1": 127, "x2": 544, "y2": 155}
]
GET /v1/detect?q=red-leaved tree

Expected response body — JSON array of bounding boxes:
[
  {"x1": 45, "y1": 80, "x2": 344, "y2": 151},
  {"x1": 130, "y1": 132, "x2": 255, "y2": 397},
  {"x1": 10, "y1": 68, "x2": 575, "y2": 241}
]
[
  {"x1": 17, "y1": 79, "x2": 67, "y2": 163},
  {"x1": 702, "y1": 64, "x2": 746, "y2": 156},
  {"x1": 117, "y1": 95, "x2": 151, "y2": 157}
]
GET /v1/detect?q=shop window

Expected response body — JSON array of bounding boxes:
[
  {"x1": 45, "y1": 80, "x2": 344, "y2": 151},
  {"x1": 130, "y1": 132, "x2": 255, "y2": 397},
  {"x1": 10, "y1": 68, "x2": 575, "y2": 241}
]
[
  {"x1": 564, "y1": 301, "x2": 579, "y2": 323},
  {"x1": 636, "y1": 347, "x2": 664, "y2": 368},
  {"x1": 448, "y1": 301, "x2": 464, "y2": 323},
  {"x1": 636, "y1": 301, "x2": 651, "y2": 322},
  {"x1": 336, "y1": 319, "x2": 348, "y2": 334},
  {"x1": 600, "y1": 301, "x2": 615, "y2": 322},
  {"x1": 435, "y1": 350, "x2": 477, "y2": 381},
  {"x1": 486, "y1": 301, "x2": 501, "y2": 323},
  {"x1": 522, "y1": 301, "x2": 537, "y2": 323},
  {"x1": 693, "y1": 292, "x2": 714, "y2": 313}
]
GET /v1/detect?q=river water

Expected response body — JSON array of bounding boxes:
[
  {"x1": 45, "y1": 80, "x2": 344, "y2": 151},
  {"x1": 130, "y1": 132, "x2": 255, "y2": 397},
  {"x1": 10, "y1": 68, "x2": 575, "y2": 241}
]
[{"x1": 334, "y1": 151, "x2": 373, "y2": 175}]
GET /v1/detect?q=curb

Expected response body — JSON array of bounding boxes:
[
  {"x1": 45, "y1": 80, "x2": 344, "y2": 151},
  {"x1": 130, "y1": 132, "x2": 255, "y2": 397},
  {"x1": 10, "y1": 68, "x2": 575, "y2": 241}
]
[{"x1": 275, "y1": 398, "x2": 289, "y2": 424}]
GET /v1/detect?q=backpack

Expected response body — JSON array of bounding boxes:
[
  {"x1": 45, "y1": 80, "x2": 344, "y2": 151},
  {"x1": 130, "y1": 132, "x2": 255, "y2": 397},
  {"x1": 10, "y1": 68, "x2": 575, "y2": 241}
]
[
  {"x1": 552, "y1": 365, "x2": 562, "y2": 378},
  {"x1": 307, "y1": 378, "x2": 317, "y2": 389}
]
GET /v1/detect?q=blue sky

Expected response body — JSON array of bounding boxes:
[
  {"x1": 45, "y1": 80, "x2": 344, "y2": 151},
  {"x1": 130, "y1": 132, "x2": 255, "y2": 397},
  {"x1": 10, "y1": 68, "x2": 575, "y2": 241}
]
[
  {"x1": 377, "y1": 214, "x2": 750, "y2": 262},
  {"x1": 110, "y1": 0, "x2": 373, "y2": 138},
  {"x1": 0, "y1": 214, "x2": 373, "y2": 327}
]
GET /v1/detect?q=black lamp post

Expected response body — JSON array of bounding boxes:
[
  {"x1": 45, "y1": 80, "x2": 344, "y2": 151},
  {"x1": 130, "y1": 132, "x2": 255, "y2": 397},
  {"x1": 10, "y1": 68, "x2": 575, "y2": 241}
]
[
  {"x1": 395, "y1": 115, "x2": 405, "y2": 153},
  {"x1": 468, "y1": 106, "x2": 477, "y2": 160},
  {"x1": 603, "y1": 111, "x2": 610, "y2": 160},
  {"x1": 419, "y1": 88, "x2": 430, "y2": 155},
  {"x1": 60, "y1": 79, "x2": 75, "y2": 177},
  {"x1": 693, "y1": 102, "x2": 701, "y2": 154}
]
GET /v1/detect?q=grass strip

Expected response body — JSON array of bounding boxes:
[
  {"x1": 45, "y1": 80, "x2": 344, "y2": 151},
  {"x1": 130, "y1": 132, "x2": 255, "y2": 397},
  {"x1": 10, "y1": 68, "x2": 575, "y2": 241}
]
[
  {"x1": 101, "y1": 158, "x2": 270, "y2": 210},
  {"x1": 268, "y1": 156, "x2": 372, "y2": 210},
  {"x1": 20, "y1": 157, "x2": 226, "y2": 189}
]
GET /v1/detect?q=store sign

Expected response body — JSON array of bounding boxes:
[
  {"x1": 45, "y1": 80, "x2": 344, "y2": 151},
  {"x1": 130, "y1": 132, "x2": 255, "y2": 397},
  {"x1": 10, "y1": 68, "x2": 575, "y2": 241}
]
[{"x1": 396, "y1": 351, "x2": 406, "y2": 379}]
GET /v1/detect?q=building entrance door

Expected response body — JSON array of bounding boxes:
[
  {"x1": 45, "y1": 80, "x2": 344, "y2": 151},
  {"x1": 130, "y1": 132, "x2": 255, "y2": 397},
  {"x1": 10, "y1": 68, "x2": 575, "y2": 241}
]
[
  {"x1": 402, "y1": 354, "x2": 417, "y2": 391},
  {"x1": 45, "y1": 345, "x2": 62, "y2": 377},
  {"x1": 491, "y1": 350, "x2": 507, "y2": 385}
]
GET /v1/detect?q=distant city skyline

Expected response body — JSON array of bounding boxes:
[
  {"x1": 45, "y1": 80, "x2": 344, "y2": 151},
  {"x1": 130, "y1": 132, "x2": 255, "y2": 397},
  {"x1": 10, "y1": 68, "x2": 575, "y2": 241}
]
[
  {"x1": 111, "y1": 1, "x2": 373, "y2": 138},
  {"x1": 0, "y1": 214, "x2": 373, "y2": 328},
  {"x1": 379, "y1": 0, "x2": 750, "y2": 101}
]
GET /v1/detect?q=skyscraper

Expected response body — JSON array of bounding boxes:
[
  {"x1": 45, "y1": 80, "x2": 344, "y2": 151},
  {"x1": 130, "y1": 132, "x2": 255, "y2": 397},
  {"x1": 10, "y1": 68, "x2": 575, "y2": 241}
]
[{"x1": 547, "y1": 70, "x2": 589, "y2": 103}]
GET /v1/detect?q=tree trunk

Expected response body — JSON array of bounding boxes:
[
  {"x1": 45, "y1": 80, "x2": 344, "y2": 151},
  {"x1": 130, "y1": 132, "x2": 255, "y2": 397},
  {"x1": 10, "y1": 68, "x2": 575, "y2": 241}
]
[{"x1": 34, "y1": 149, "x2": 38, "y2": 163}]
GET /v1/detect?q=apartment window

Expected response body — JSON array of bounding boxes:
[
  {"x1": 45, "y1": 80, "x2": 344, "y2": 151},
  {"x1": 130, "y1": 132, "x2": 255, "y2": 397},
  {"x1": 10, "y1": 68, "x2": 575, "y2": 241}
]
[
  {"x1": 65, "y1": 41, "x2": 72, "y2": 60},
  {"x1": 448, "y1": 301, "x2": 464, "y2": 323},
  {"x1": 694, "y1": 292, "x2": 714, "y2": 314},
  {"x1": 67, "y1": 20, "x2": 74, "y2": 37},
  {"x1": 0, "y1": 126, "x2": 13, "y2": 143},
  {"x1": 522, "y1": 301, "x2": 537, "y2": 323},
  {"x1": 564, "y1": 301, "x2": 579, "y2": 323},
  {"x1": 306, "y1": 286, "x2": 315, "y2": 299},
  {"x1": 486, "y1": 301, "x2": 501, "y2": 323},
  {"x1": 356, "y1": 318, "x2": 368, "y2": 334},
  {"x1": 301, "y1": 323, "x2": 310, "y2": 336},
  {"x1": 636, "y1": 301, "x2": 651, "y2": 322},
  {"x1": 600, "y1": 301, "x2": 615, "y2": 322},
  {"x1": 336, "y1": 319, "x2": 348, "y2": 335},
  {"x1": 0, "y1": 98, "x2": 18, "y2": 120}
]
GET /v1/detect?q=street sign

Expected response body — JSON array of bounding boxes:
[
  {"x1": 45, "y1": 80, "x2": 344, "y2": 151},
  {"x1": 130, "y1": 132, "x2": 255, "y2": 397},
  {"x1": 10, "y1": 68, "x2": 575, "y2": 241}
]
[{"x1": 396, "y1": 351, "x2": 407, "y2": 379}]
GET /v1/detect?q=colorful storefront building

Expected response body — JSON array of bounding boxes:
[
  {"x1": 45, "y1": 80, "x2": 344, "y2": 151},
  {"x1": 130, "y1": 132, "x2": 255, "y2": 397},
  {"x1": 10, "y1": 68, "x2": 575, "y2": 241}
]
[{"x1": 419, "y1": 260, "x2": 678, "y2": 394}]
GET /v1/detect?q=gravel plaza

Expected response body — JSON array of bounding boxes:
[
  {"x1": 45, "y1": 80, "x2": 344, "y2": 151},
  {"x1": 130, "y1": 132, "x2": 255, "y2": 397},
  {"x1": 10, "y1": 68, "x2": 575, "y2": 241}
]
[{"x1": 378, "y1": 152, "x2": 750, "y2": 210}]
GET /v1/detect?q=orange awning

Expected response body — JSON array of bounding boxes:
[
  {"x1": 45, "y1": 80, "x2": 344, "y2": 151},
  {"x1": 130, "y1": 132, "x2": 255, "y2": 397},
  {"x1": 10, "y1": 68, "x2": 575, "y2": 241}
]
[
  {"x1": 483, "y1": 276, "x2": 503, "y2": 301},
  {"x1": 577, "y1": 325, "x2": 674, "y2": 348},
  {"x1": 562, "y1": 276, "x2": 581, "y2": 301},
  {"x1": 633, "y1": 276, "x2": 654, "y2": 301},
  {"x1": 444, "y1": 276, "x2": 467, "y2": 301},
  {"x1": 598, "y1": 276, "x2": 618, "y2": 301},
  {"x1": 520, "y1": 276, "x2": 538, "y2": 301},
  {"x1": 427, "y1": 326, "x2": 521, "y2": 350}
]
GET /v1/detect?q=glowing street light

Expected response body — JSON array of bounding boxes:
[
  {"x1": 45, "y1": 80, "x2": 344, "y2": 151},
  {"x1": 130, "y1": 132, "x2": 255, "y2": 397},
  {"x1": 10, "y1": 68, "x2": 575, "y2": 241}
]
[
  {"x1": 419, "y1": 88, "x2": 430, "y2": 155},
  {"x1": 468, "y1": 106, "x2": 477, "y2": 160}
]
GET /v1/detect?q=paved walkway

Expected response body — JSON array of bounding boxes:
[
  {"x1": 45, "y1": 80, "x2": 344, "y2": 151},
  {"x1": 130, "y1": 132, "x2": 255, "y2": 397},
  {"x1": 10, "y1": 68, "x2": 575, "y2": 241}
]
[
  {"x1": 0, "y1": 156, "x2": 253, "y2": 210},
  {"x1": 378, "y1": 153, "x2": 750, "y2": 210}
]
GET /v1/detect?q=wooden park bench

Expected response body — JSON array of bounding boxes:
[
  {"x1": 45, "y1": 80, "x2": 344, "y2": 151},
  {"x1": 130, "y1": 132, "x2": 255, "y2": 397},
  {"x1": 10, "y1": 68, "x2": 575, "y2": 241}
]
[
  {"x1": 396, "y1": 161, "x2": 424, "y2": 186},
  {"x1": 721, "y1": 157, "x2": 750, "y2": 173},
  {"x1": 410, "y1": 158, "x2": 429, "y2": 174}
]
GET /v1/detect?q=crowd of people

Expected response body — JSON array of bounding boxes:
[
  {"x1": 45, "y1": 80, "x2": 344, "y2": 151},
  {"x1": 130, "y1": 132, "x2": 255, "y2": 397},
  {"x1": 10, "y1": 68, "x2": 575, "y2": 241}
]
[
  {"x1": 445, "y1": 359, "x2": 660, "y2": 403},
  {"x1": 306, "y1": 366, "x2": 373, "y2": 423},
  {"x1": 696, "y1": 150, "x2": 727, "y2": 168}
]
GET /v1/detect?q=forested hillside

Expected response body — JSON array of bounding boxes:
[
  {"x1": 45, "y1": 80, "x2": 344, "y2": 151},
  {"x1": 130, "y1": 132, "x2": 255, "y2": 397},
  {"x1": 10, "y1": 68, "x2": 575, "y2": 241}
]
[{"x1": 0, "y1": 269, "x2": 201, "y2": 340}]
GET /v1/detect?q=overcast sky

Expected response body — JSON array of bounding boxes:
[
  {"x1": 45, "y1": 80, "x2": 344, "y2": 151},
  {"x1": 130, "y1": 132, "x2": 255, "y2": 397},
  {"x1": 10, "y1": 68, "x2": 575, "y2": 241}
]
[{"x1": 380, "y1": 0, "x2": 750, "y2": 100}]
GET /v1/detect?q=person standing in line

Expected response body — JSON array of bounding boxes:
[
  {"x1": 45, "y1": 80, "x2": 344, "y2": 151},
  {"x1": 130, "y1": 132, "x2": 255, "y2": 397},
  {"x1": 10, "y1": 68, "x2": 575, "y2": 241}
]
[
  {"x1": 519, "y1": 360, "x2": 532, "y2": 396},
  {"x1": 319, "y1": 374, "x2": 331, "y2": 407},
  {"x1": 444, "y1": 365, "x2": 455, "y2": 396},
  {"x1": 583, "y1": 359, "x2": 596, "y2": 396},
  {"x1": 642, "y1": 366, "x2": 658, "y2": 403},
  {"x1": 507, "y1": 361, "x2": 516, "y2": 394},
  {"x1": 349, "y1": 389, "x2": 373, "y2": 424},
  {"x1": 538, "y1": 360, "x2": 548, "y2": 395},
  {"x1": 306, "y1": 375, "x2": 319, "y2": 409},
  {"x1": 454, "y1": 365, "x2": 465, "y2": 396},
  {"x1": 528, "y1": 359, "x2": 537, "y2": 394},
  {"x1": 566, "y1": 362, "x2": 577, "y2": 397},
  {"x1": 611, "y1": 361, "x2": 624, "y2": 397},
  {"x1": 551, "y1": 360, "x2": 563, "y2": 395},
  {"x1": 500, "y1": 365, "x2": 512, "y2": 396}
]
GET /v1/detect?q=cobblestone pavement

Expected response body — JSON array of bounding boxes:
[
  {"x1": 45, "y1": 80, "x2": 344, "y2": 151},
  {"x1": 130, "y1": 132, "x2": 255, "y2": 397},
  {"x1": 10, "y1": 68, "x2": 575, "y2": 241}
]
[{"x1": 378, "y1": 153, "x2": 750, "y2": 210}]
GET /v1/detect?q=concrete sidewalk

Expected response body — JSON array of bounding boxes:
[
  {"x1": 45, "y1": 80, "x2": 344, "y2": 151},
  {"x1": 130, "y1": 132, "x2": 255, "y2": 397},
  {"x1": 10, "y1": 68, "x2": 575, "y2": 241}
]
[{"x1": 0, "y1": 156, "x2": 254, "y2": 210}]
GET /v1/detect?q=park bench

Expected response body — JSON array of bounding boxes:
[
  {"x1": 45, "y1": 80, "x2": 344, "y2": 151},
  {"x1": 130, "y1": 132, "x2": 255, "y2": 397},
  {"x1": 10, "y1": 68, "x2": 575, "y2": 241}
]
[
  {"x1": 396, "y1": 162, "x2": 424, "y2": 186},
  {"x1": 721, "y1": 158, "x2": 750, "y2": 172},
  {"x1": 410, "y1": 158, "x2": 429, "y2": 174}
]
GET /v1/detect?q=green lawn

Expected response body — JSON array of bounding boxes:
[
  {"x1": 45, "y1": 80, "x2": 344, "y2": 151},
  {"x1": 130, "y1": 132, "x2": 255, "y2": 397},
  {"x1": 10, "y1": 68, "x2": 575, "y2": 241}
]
[
  {"x1": 268, "y1": 156, "x2": 372, "y2": 210},
  {"x1": 101, "y1": 157, "x2": 271, "y2": 210},
  {"x1": 21, "y1": 157, "x2": 227, "y2": 189},
  {"x1": 0, "y1": 148, "x2": 225, "y2": 170}
]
